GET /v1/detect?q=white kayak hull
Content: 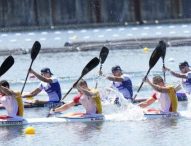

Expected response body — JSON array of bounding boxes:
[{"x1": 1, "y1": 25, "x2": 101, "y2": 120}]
[
  {"x1": 144, "y1": 112, "x2": 180, "y2": 119},
  {"x1": 0, "y1": 114, "x2": 105, "y2": 126}
]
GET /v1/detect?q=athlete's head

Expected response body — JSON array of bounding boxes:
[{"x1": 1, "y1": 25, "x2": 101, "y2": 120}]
[
  {"x1": 77, "y1": 79, "x2": 87, "y2": 88},
  {"x1": 179, "y1": 61, "x2": 189, "y2": 73},
  {"x1": 152, "y1": 75, "x2": 164, "y2": 86},
  {"x1": 41, "y1": 67, "x2": 53, "y2": 77},
  {"x1": 0, "y1": 80, "x2": 10, "y2": 88},
  {"x1": 111, "y1": 65, "x2": 122, "y2": 76}
]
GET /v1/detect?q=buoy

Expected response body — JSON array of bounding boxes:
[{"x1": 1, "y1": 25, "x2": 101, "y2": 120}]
[
  {"x1": 24, "y1": 126, "x2": 36, "y2": 135},
  {"x1": 143, "y1": 47, "x2": 149, "y2": 52}
]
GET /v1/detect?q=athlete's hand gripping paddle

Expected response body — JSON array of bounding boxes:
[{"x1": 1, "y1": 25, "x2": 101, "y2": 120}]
[
  {"x1": 133, "y1": 42, "x2": 163, "y2": 101},
  {"x1": 95, "y1": 46, "x2": 109, "y2": 88},
  {"x1": 61, "y1": 57, "x2": 100, "y2": 101},
  {"x1": 21, "y1": 41, "x2": 41, "y2": 95}
]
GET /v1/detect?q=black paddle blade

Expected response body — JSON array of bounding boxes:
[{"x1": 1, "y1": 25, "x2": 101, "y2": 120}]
[
  {"x1": 159, "y1": 40, "x2": 166, "y2": 60},
  {"x1": 149, "y1": 44, "x2": 163, "y2": 69},
  {"x1": 81, "y1": 57, "x2": 100, "y2": 76},
  {"x1": 31, "y1": 41, "x2": 41, "y2": 60},
  {"x1": 100, "y1": 47, "x2": 109, "y2": 64},
  {"x1": 0, "y1": 55, "x2": 14, "y2": 77}
]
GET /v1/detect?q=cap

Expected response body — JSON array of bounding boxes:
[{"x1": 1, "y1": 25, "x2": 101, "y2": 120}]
[
  {"x1": 179, "y1": 61, "x2": 189, "y2": 69},
  {"x1": 111, "y1": 65, "x2": 122, "y2": 73},
  {"x1": 41, "y1": 68, "x2": 53, "y2": 75}
]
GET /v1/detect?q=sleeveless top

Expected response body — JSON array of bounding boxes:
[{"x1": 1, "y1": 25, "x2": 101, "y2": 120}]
[
  {"x1": 152, "y1": 86, "x2": 178, "y2": 113},
  {"x1": 182, "y1": 71, "x2": 191, "y2": 93},
  {"x1": 112, "y1": 74, "x2": 133, "y2": 99},
  {"x1": 0, "y1": 94, "x2": 18, "y2": 117},
  {"x1": 39, "y1": 76, "x2": 62, "y2": 102},
  {"x1": 73, "y1": 89, "x2": 102, "y2": 114}
]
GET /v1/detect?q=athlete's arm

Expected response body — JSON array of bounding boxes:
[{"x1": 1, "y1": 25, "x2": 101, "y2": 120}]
[
  {"x1": 54, "y1": 101, "x2": 76, "y2": 112},
  {"x1": 22, "y1": 88, "x2": 41, "y2": 98},
  {"x1": 164, "y1": 67, "x2": 187, "y2": 79},
  {"x1": 0, "y1": 86, "x2": 16, "y2": 96},
  {"x1": 107, "y1": 76, "x2": 123, "y2": 82},
  {"x1": 146, "y1": 78, "x2": 169, "y2": 93},
  {"x1": 138, "y1": 96, "x2": 156, "y2": 108},
  {"x1": 30, "y1": 68, "x2": 53, "y2": 83}
]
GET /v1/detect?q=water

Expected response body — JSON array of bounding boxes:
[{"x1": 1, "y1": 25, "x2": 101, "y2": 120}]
[{"x1": 0, "y1": 46, "x2": 191, "y2": 146}]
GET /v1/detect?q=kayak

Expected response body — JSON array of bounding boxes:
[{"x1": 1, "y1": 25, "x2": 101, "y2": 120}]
[
  {"x1": 0, "y1": 102, "x2": 64, "y2": 109},
  {"x1": 0, "y1": 113, "x2": 105, "y2": 126},
  {"x1": 144, "y1": 112, "x2": 180, "y2": 119}
]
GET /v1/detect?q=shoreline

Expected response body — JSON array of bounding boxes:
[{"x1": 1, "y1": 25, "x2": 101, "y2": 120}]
[{"x1": 1, "y1": 36, "x2": 191, "y2": 56}]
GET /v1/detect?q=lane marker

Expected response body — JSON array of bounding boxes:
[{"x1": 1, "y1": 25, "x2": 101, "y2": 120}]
[
  {"x1": 41, "y1": 32, "x2": 48, "y2": 35},
  {"x1": 143, "y1": 27, "x2": 150, "y2": 30},
  {"x1": 25, "y1": 38, "x2": 32, "y2": 41},
  {"x1": 112, "y1": 34, "x2": 119, "y2": 37},
  {"x1": 54, "y1": 37, "x2": 61, "y2": 40},
  {"x1": 106, "y1": 29, "x2": 112, "y2": 32},
  {"x1": 40, "y1": 38, "x2": 47, "y2": 41},
  {"x1": 80, "y1": 30, "x2": 87, "y2": 33},
  {"x1": 182, "y1": 24, "x2": 188, "y2": 28},
  {"x1": 1, "y1": 34, "x2": 8, "y2": 37},
  {"x1": 98, "y1": 35, "x2": 104, "y2": 38},
  {"x1": 156, "y1": 32, "x2": 162, "y2": 35},
  {"x1": 184, "y1": 30, "x2": 190, "y2": 33},
  {"x1": 68, "y1": 30, "x2": 74, "y2": 34},
  {"x1": 169, "y1": 31, "x2": 176, "y2": 34},
  {"x1": 28, "y1": 32, "x2": 35, "y2": 36},
  {"x1": 93, "y1": 29, "x2": 100, "y2": 33},
  {"x1": 10, "y1": 39, "x2": 17, "y2": 42},
  {"x1": 132, "y1": 27, "x2": 138, "y2": 30},
  {"x1": 55, "y1": 31, "x2": 61, "y2": 34},
  {"x1": 169, "y1": 25, "x2": 175, "y2": 28},
  {"x1": 15, "y1": 33, "x2": 21, "y2": 36},
  {"x1": 83, "y1": 36, "x2": 90, "y2": 39},
  {"x1": 156, "y1": 26, "x2": 162, "y2": 29}
]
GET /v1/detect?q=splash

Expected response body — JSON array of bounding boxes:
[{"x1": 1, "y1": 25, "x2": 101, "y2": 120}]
[
  {"x1": 99, "y1": 87, "x2": 145, "y2": 121},
  {"x1": 104, "y1": 103, "x2": 144, "y2": 121}
]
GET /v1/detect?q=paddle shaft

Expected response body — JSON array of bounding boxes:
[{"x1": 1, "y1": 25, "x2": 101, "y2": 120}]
[
  {"x1": 21, "y1": 60, "x2": 34, "y2": 95},
  {"x1": 95, "y1": 63, "x2": 103, "y2": 88},
  {"x1": 133, "y1": 68, "x2": 151, "y2": 100},
  {"x1": 61, "y1": 75, "x2": 82, "y2": 101},
  {"x1": 162, "y1": 60, "x2": 166, "y2": 82}
]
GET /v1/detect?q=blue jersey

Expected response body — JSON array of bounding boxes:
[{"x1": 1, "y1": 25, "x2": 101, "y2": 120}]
[
  {"x1": 182, "y1": 72, "x2": 191, "y2": 93},
  {"x1": 39, "y1": 76, "x2": 62, "y2": 102},
  {"x1": 112, "y1": 74, "x2": 133, "y2": 100}
]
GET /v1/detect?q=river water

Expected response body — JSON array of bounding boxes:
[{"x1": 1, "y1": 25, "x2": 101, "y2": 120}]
[{"x1": 0, "y1": 45, "x2": 191, "y2": 146}]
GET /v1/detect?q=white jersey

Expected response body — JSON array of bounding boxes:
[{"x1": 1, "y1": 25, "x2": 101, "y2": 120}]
[
  {"x1": 155, "y1": 92, "x2": 171, "y2": 113},
  {"x1": 182, "y1": 71, "x2": 191, "y2": 93},
  {"x1": 0, "y1": 95, "x2": 18, "y2": 117},
  {"x1": 79, "y1": 95, "x2": 97, "y2": 114}
]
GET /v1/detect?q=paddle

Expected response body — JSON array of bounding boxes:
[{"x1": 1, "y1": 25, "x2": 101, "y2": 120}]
[
  {"x1": 95, "y1": 46, "x2": 109, "y2": 88},
  {"x1": 133, "y1": 42, "x2": 163, "y2": 100},
  {"x1": 0, "y1": 55, "x2": 14, "y2": 77},
  {"x1": 61, "y1": 57, "x2": 100, "y2": 101},
  {"x1": 21, "y1": 41, "x2": 41, "y2": 95},
  {"x1": 159, "y1": 40, "x2": 167, "y2": 82}
]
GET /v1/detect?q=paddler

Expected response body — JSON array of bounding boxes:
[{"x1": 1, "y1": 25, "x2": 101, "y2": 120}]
[
  {"x1": 50, "y1": 79, "x2": 102, "y2": 116},
  {"x1": 163, "y1": 61, "x2": 191, "y2": 94},
  {"x1": 138, "y1": 75, "x2": 179, "y2": 114},
  {"x1": 101, "y1": 65, "x2": 133, "y2": 103},
  {"x1": 0, "y1": 80, "x2": 24, "y2": 119},
  {"x1": 22, "y1": 67, "x2": 62, "y2": 105}
]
